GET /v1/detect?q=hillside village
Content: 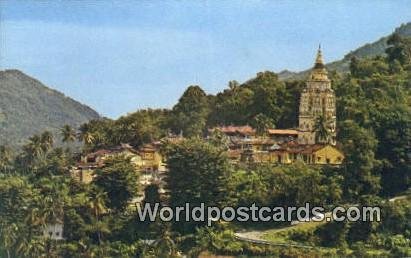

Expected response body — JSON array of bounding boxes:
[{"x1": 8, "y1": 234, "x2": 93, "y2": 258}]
[
  {"x1": 71, "y1": 48, "x2": 344, "y2": 195},
  {"x1": 1, "y1": 21, "x2": 410, "y2": 257}
]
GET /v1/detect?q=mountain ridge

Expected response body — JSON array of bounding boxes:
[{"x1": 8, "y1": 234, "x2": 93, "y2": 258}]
[
  {"x1": 2, "y1": 22, "x2": 410, "y2": 147},
  {"x1": 278, "y1": 22, "x2": 411, "y2": 80},
  {"x1": 0, "y1": 69, "x2": 100, "y2": 148}
]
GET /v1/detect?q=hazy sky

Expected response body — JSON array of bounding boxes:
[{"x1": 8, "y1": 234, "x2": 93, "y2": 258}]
[{"x1": 1, "y1": 1, "x2": 410, "y2": 118}]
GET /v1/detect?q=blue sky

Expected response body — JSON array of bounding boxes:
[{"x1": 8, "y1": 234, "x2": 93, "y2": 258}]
[{"x1": 1, "y1": 1, "x2": 410, "y2": 118}]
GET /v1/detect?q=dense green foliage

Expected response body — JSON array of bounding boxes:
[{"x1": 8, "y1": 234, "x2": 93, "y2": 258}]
[
  {"x1": 166, "y1": 138, "x2": 231, "y2": 207},
  {"x1": 169, "y1": 86, "x2": 210, "y2": 137},
  {"x1": 94, "y1": 156, "x2": 140, "y2": 212},
  {"x1": 314, "y1": 197, "x2": 411, "y2": 256},
  {"x1": 78, "y1": 33, "x2": 410, "y2": 199},
  {"x1": 335, "y1": 33, "x2": 411, "y2": 197},
  {"x1": 208, "y1": 73, "x2": 302, "y2": 129},
  {"x1": 1, "y1": 30, "x2": 411, "y2": 256},
  {"x1": 164, "y1": 138, "x2": 231, "y2": 233}
]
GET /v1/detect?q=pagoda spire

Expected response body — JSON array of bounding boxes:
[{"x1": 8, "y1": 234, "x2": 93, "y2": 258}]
[
  {"x1": 314, "y1": 44, "x2": 325, "y2": 69},
  {"x1": 309, "y1": 45, "x2": 329, "y2": 81}
]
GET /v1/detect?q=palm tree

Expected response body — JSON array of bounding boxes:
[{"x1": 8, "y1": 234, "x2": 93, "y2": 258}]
[
  {"x1": 17, "y1": 237, "x2": 46, "y2": 258},
  {"x1": 24, "y1": 134, "x2": 43, "y2": 159},
  {"x1": 60, "y1": 125, "x2": 76, "y2": 143},
  {"x1": 40, "y1": 131, "x2": 54, "y2": 153},
  {"x1": 86, "y1": 217, "x2": 111, "y2": 247},
  {"x1": 38, "y1": 196, "x2": 60, "y2": 227},
  {"x1": 313, "y1": 115, "x2": 332, "y2": 144},
  {"x1": 88, "y1": 189, "x2": 106, "y2": 218},
  {"x1": 87, "y1": 189, "x2": 107, "y2": 244},
  {"x1": 0, "y1": 145, "x2": 12, "y2": 172},
  {"x1": 44, "y1": 179, "x2": 67, "y2": 220},
  {"x1": 154, "y1": 229, "x2": 177, "y2": 257},
  {"x1": 105, "y1": 120, "x2": 128, "y2": 145},
  {"x1": 0, "y1": 222, "x2": 19, "y2": 258},
  {"x1": 24, "y1": 206, "x2": 43, "y2": 239},
  {"x1": 78, "y1": 124, "x2": 95, "y2": 145}
]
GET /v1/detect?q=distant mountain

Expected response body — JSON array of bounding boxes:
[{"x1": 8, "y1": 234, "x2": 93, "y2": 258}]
[
  {"x1": 0, "y1": 69, "x2": 100, "y2": 148},
  {"x1": 278, "y1": 22, "x2": 411, "y2": 80}
]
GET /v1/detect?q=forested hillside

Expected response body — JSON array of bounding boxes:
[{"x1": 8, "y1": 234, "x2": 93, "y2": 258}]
[
  {"x1": 0, "y1": 27, "x2": 410, "y2": 257},
  {"x1": 78, "y1": 33, "x2": 411, "y2": 198},
  {"x1": 0, "y1": 70, "x2": 100, "y2": 148},
  {"x1": 278, "y1": 22, "x2": 411, "y2": 80}
]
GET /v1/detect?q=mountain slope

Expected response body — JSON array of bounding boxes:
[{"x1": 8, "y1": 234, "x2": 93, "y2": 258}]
[
  {"x1": 278, "y1": 22, "x2": 411, "y2": 80},
  {"x1": 0, "y1": 69, "x2": 100, "y2": 147}
]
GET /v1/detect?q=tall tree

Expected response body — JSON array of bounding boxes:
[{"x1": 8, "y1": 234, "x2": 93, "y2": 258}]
[
  {"x1": 313, "y1": 115, "x2": 332, "y2": 144},
  {"x1": 165, "y1": 138, "x2": 231, "y2": 233},
  {"x1": 23, "y1": 134, "x2": 43, "y2": 159},
  {"x1": 113, "y1": 109, "x2": 168, "y2": 147},
  {"x1": 246, "y1": 72, "x2": 286, "y2": 123},
  {"x1": 154, "y1": 229, "x2": 178, "y2": 258},
  {"x1": 0, "y1": 176, "x2": 38, "y2": 258},
  {"x1": 40, "y1": 131, "x2": 54, "y2": 153},
  {"x1": 338, "y1": 120, "x2": 380, "y2": 200},
  {"x1": 78, "y1": 123, "x2": 96, "y2": 145},
  {"x1": 207, "y1": 82, "x2": 254, "y2": 126},
  {"x1": 0, "y1": 145, "x2": 12, "y2": 172},
  {"x1": 93, "y1": 155, "x2": 140, "y2": 212},
  {"x1": 87, "y1": 188, "x2": 108, "y2": 245},
  {"x1": 371, "y1": 105, "x2": 411, "y2": 195},
  {"x1": 60, "y1": 125, "x2": 76, "y2": 143},
  {"x1": 170, "y1": 85, "x2": 210, "y2": 137}
]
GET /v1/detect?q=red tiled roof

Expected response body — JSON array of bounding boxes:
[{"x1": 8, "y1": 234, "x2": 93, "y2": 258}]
[
  {"x1": 211, "y1": 125, "x2": 256, "y2": 135},
  {"x1": 267, "y1": 129, "x2": 298, "y2": 135},
  {"x1": 211, "y1": 126, "x2": 299, "y2": 136}
]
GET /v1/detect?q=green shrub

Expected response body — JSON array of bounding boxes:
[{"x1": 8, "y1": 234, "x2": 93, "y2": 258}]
[{"x1": 384, "y1": 234, "x2": 410, "y2": 249}]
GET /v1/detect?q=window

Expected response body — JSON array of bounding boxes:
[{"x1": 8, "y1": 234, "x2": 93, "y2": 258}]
[{"x1": 317, "y1": 157, "x2": 321, "y2": 162}]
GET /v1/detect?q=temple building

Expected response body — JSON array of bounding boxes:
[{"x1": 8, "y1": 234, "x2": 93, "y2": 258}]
[
  {"x1": 298, "y1": 46, "x2": 337, "y2": 145},
  {"x1": 210, "y1": 47, "x2": 343, "y2": 165},
  {"x1": 74, "y1": 48, "x2": 343, "y2": 179}
]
